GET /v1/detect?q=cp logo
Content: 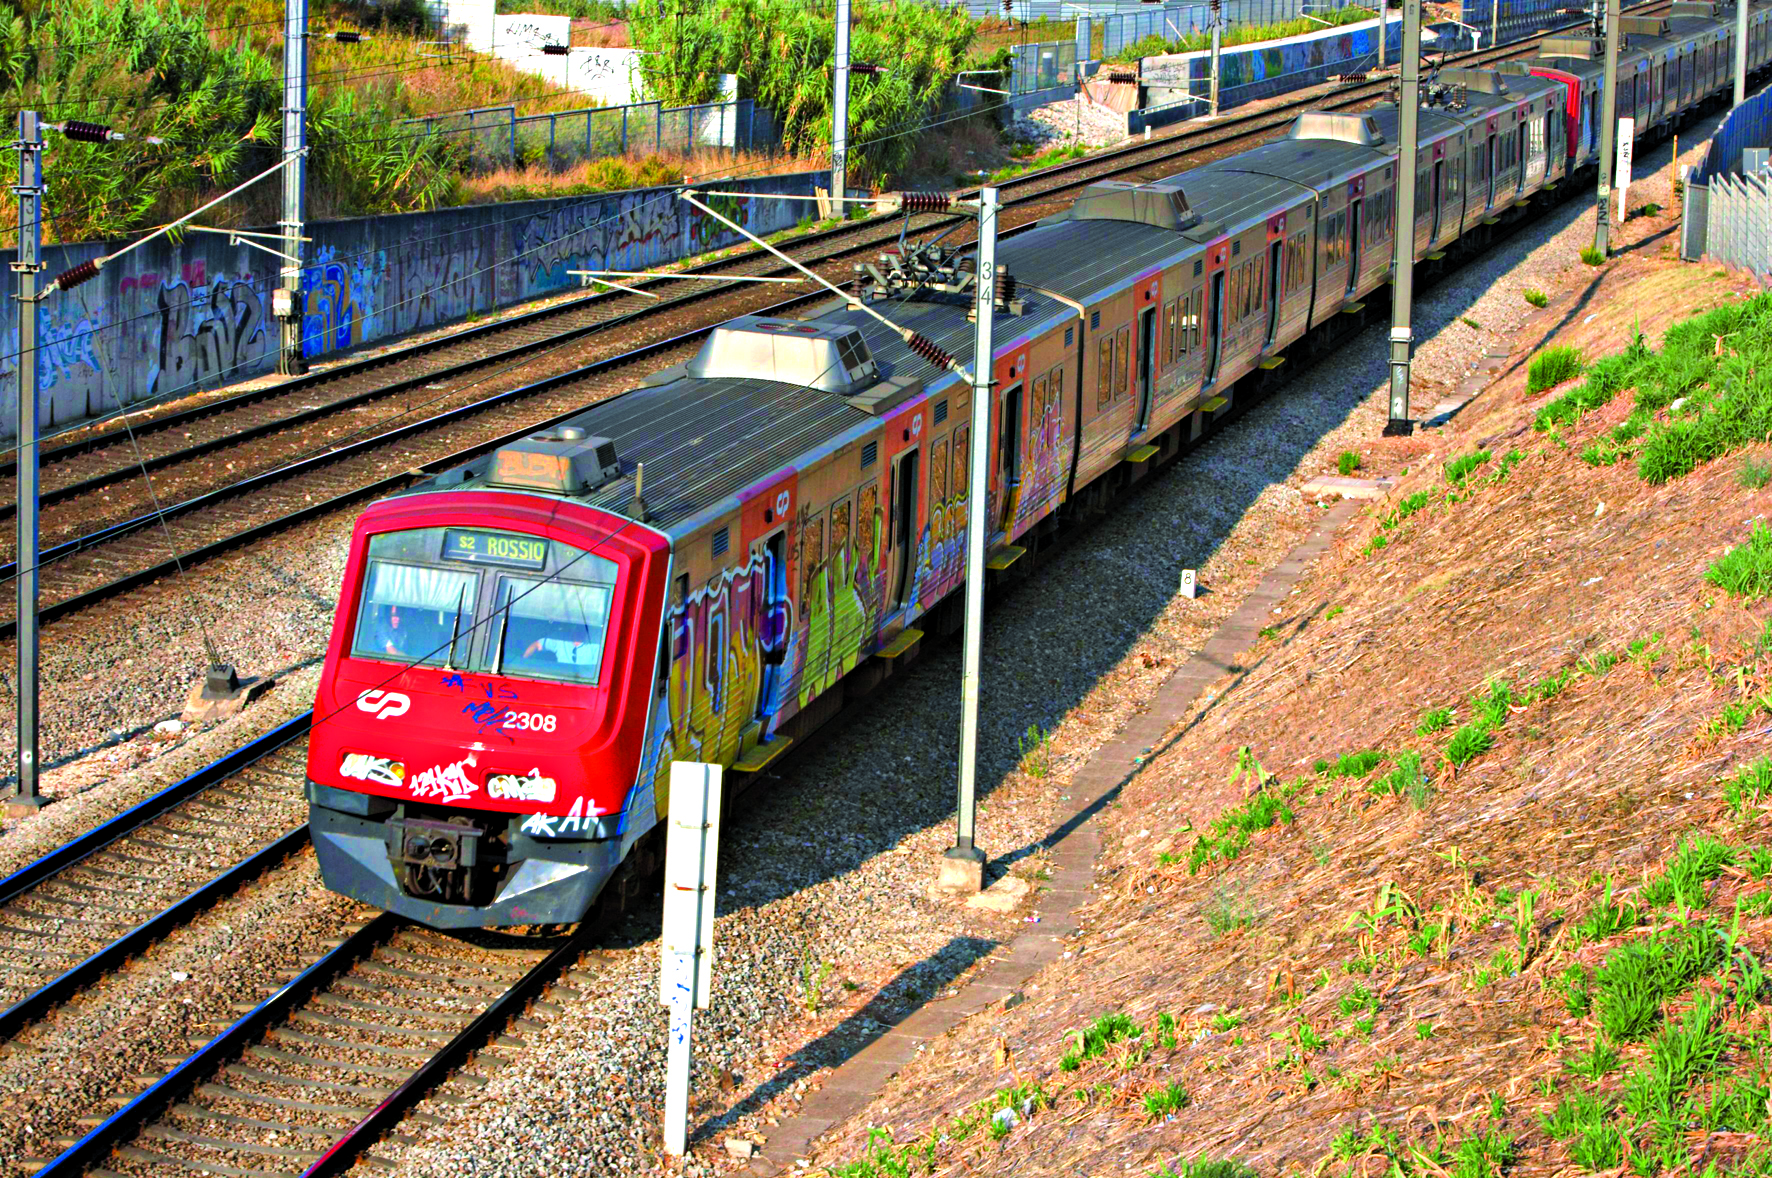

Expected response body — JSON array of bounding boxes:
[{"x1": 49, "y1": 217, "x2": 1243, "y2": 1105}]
[
  {"x1": 774, "y1": 489, "x2": 791, "y2": 517},
  {"x1": 356, "y1": 690, "x2": 411, "y2": 720}
]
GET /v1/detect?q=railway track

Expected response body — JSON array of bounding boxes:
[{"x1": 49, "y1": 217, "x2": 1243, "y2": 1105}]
[
  {"x1": 23, "y1": 911, "x2": 598, "y2": 1178},
  {"x1": 0, "y1": 717, "x2": 312, "y2": 1042},
  {"x1": 0, "y1": 6, "x2": 1658, "y2": 644}
]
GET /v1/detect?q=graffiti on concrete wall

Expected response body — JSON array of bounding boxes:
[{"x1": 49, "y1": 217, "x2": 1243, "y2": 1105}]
[{"x1": 0, "y1": 174, "x2": 819, "y2": 442}]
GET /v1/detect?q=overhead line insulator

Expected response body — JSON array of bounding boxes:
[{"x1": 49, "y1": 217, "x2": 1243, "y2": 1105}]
[
  {"x1": 54, "y1": 259, "x2": 100, "y2": 291},
  {"x1": 901, "y1": 192, "x2": 952, "y2": 213},
  {"x1": 907, "y1": 332, "x2": 955, "y2": 370},
  {"x1": 59, "y1": 120, "x2": 117, "y2": 143}
]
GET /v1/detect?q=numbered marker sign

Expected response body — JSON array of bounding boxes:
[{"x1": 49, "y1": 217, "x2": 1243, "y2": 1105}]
[
  {"x1": 1615, "y1": 118, "x2": 1635, "y2": 223},
  {"x1": 1180, "y1": 569, "x2": 1199, "y2": 600}
]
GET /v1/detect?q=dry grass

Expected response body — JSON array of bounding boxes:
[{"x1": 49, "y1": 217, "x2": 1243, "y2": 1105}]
[{"x1": 449, "y1": 148, "x2": 814, "y2": 205}]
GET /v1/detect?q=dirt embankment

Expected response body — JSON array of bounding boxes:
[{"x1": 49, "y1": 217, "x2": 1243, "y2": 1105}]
[{"x1": 807, "y1": 214, "x2": 1772, "y2": 1176}]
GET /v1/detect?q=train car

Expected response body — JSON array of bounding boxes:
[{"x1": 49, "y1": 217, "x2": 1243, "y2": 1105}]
[{"x1": 306, "y1": 26, "x2": 1771, "y2": 928}]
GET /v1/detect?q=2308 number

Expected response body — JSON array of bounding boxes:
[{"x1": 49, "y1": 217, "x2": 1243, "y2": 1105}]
[{"x1": 501, "y1": 711, "x2": 558, "y2": 733}]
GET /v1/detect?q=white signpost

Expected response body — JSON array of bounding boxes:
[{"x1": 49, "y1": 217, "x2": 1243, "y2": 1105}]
[
  {"x1": 1615, "y1": 118, "x2": 1635, "y2": 223},
  {"x1": 660, "y1": 761, "x2": 723, "y2": 1156}
]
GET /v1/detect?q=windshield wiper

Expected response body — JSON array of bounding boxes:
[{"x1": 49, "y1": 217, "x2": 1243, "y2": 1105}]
[{"x1": 443, "y1": 585, "x2": 467, "y2": 671}]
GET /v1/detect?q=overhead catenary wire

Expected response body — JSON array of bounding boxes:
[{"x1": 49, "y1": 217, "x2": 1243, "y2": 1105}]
[{"x1": 0, "y1": 76, "x2": 1021, "y2": 422}]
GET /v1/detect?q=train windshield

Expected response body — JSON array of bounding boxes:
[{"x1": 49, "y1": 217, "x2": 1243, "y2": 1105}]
[{"x1": 351, "y1": 526, "x2": 619, "y2": 684}]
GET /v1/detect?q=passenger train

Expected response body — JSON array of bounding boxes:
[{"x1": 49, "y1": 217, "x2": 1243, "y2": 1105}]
[{"x1": 306, "y1": 2, "x2": 1772, "y2": 927}]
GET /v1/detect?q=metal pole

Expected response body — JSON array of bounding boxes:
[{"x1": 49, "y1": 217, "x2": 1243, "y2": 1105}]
[
  {"x1": 10, "y1": 111, "x2": 46, "y2": 815},
  {"x1": 1594, "y1": 0, "x2": 1620, "y2": 256},
  {"x1": 1209, "y1": 0, "x2": 1222, "y2": 115},
  {"x1": 277, "y1": 0, "x2": 308, "y2": 375},
  {"x1": 1379, "y1": 1, "x2": 1387, "y2": 68},
  {"x1": 1385, "y1": 0, "x2": 1420, "y2": 436},
  {"x1": 941, "y1": 186, "x2": 998, "y2": 895},
  {"x1": 832, "y1": 0, "x2": 851, "y2": 207},
  {"x1": 1490, "y1": 0, "x2": 1499, "y2": 48},
  {"x1": 1734, "y1": 0, "x2": 1748, "y2": 106}
]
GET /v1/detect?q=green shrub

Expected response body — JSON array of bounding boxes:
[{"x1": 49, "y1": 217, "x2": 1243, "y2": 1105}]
[
  {"x1": 1523, "y1": 288, "x2": 1549, "y2": 308},
  {"x1": 1338, "y1": 450, "x2": 1362, "y2": 476},
  {"x1": 1444, "y1": 724, "x2": 1494, "y2": 766},
  {"x1": 1593, "y1": 921, "x2": 1724, "y2": 1041},
  {"x1": 1527, "y1": 346, "x2": 1585, "y2": 394},
  {"x1": 1444, "y1": 449, "x2": 1493, "y2": 486},
  {"x1": 1706, "y1": 522, "x2": 1772, "y2": 600},
  {"x1": 1580, "y1": 246, "x2": 1607, "y2": 266}
]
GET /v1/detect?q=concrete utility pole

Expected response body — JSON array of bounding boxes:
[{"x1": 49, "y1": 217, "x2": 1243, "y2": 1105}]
[
  {"x1": 277, "y1": 0, "x2": 308, "y2": 375},
  {"x1": 1490, "y1": 0, "x2": 1500, "y2": 49},
  {"x1": 1209, "y1": 0, "x2": 1223, "y2": 115},
  {"x1": 10, "y1": 111, "x2": 46, "y2": 816},
  {"x1": 832, "y1": 0, "x2": 851, "y2": 207},
  {"x1": 1385, "y1": 0, "x2": 1421, "y2": 436},
  {"x1": 1379, "y1": 1, "x2": 1387, "y2": 69},
  {"x1": 1734, "y1": 0, "x2": 1749, "y2": 106},
  {"x1": 1594, "y1": 0, "x2": 1621, "y2": 256},
  {"x1": 939, "y1": 186, "x2": 999, "y2": 896}
]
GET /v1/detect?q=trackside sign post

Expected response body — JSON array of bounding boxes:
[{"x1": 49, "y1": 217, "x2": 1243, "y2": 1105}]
[
  {"x1": 660, "y1": 761, "x2": 722, "y2": 1155},
  {"x1": 1616, "y1": 118, "x2": 1635, "y2": 222}
]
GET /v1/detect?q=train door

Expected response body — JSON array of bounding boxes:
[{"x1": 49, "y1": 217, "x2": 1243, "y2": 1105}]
[
  {"x1": 1430, "y1": 160, "x2": 1444, "y2": 241},
  {"x1": 1487, "y1": 135, "x2": 1498, "y2": 208},
  {"x1": 755, "y1": 529, "x2": 788, "y2": 721},
  {"x1": 1515, "y1": 123, "x2": 1526, "y2": 196},
  {"x1": 737, "y1": 467, "x2": 798, "y2": 741},
  {"x1": 1263, "y1": 240, "x2": 1282, "y2": 346},
  {"x1": 996, "y1": 381, "x2": 1022, "y2": 534},
  {"x1": 888, "y1": 447, "x2": 921, "y2": 608},
  {"x1": 1134, "y1": 306, "x2": 1156, "y2": 434},
  {"x1": 1345, "y1": 198, "x2": 1362, "y2": 295},
  {"x1": 1204, "y1": 271, "x2": 1225, "y2": 384}
]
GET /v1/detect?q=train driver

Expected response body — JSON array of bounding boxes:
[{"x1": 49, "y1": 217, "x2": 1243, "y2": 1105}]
[
  {"x1": 371, "y1": 605, "x2": 410, "y2": 657},
  {"x1": 522, "y1": 626, "x2": 602, "y2": 669}
]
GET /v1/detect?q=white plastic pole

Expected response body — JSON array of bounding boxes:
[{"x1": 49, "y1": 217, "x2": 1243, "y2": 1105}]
[{"x1": 660, "y1": 761, "x2": 722, "y2": 1156}]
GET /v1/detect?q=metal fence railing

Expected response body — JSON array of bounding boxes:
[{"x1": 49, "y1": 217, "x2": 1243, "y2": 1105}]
[
  {"x1": 1457, "y1": 0, "x2": 1589, "y2": 45},
  {"x1": 1085, "y1": 0, "x2": 1367, "y2": 57},
  {"x1": 1682, "y1": 86, "x2": 1772, "y2": 271},
  {"x1": 404, "y1": 97, "x2": 783, "y2": 172},
  {"x1": 1700, "y1": 169, "x2": 1772, "y2": 277}
]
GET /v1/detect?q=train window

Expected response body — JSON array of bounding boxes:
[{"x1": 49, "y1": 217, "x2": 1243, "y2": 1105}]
[
  {"x1": 1229, "y1": 265, "x2": 1242, "y2": 322},
  {"x1": 1097, "y1": 335, "x2": 1114, "y2": 408},
  {"x1": 354, "y1": 560, "x2": 480, "y2": 668},
  {"x1": 799, "y1": 516, "x2": 824, "y2": 602},
  {"x1": 705, "y1": 607, "x2": 725, "y2": 711},
  {"x1": 1164, "y1": 300, "x2": 1177, "y2": 365},
  {"x1": 931, "y1": 437, "x2": 950, "y2": 511},
  {"x1": 496, "y1": 575, "x2": 616, "y2": 686},
  {"x1": 1033, "y1": 371, "x2": 1048, "y2": 416},
  {"x1": 670, "y1": 573, "x2": 690, "y2": 661},
  {"x1": 1048, "y1": 363, "x2": 1065, "y2": 402},
  {"x1": 1190, "y1": 290, "x2": 1203, "y2": 350},
  {"x1": 952, "y1": 428, "x2": 970, "y2": 498},
  {"x1": 831, "y1": 496, "x2": 853, "y2": 560},
  {"x1": 1116, "y1": 325, "x2": 1131, "y2": 399}
]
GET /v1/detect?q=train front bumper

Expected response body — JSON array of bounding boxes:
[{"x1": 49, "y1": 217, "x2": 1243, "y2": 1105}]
[{"x1": 305, "y1": 780, "x2": 623, "y2": 928}]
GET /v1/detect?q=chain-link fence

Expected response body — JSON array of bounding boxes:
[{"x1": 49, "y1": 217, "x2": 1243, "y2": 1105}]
[{"x1": 404, "y1": 98, "x2": 783, "y2": 172}]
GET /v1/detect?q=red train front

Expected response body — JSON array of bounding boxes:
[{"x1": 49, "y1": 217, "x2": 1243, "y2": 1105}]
[{"x1": 304, "y1": 434, "x2": 669, "y2": 928}]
